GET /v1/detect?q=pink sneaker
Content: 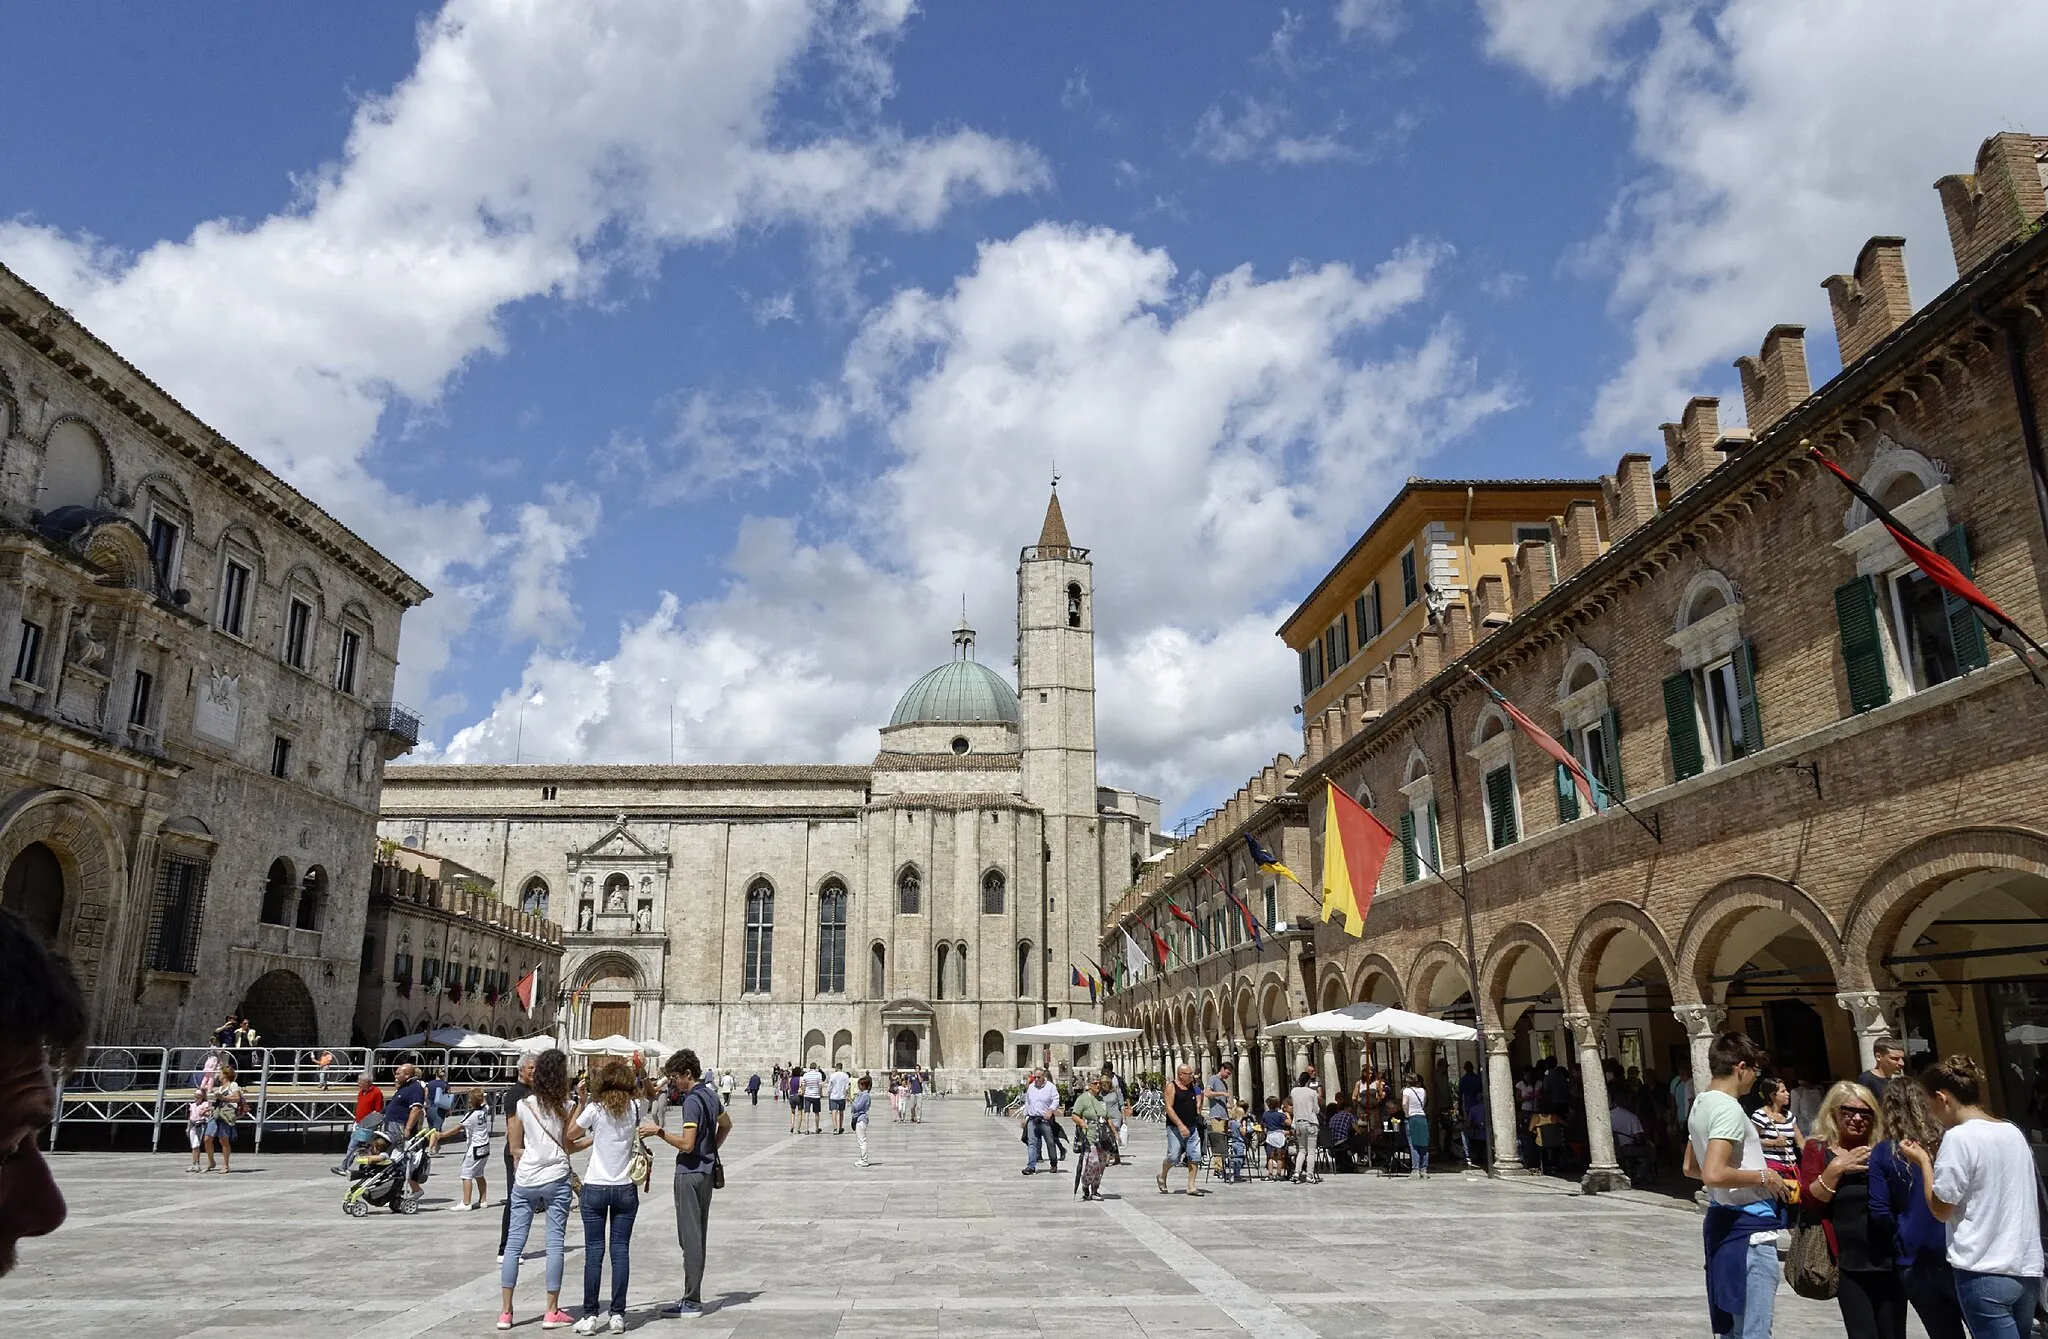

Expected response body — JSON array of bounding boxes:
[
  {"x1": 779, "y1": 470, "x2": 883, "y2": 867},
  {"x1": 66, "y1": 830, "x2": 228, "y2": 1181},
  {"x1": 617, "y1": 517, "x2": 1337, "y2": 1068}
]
[
  {"x1": 496, "y1": 1314, "x2": 512, "y2": 1331},
  {"x1": 541, "y1": 1311, "x2": 575, "y2": 1330}
]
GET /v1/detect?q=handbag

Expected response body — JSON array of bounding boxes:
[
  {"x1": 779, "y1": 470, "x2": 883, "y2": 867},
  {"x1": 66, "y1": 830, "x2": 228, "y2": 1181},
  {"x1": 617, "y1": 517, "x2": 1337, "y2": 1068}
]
[
  {"x1": 1784, "y1": 1145, "x2": 1837, "y2": 1300},
  {"x1": 625, "y1": 1102, "x2": 653, "y2": 1189}
]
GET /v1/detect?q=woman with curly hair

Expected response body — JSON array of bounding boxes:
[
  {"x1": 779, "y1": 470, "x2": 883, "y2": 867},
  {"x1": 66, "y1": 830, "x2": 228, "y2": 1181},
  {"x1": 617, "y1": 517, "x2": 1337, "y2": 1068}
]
[
  {"x1": 499, "y1": 1049, "x2": 589, "y2": 1331},
  {"x1": 1870, "y1": 1074, "x2": 1963, "y2": 1339}
]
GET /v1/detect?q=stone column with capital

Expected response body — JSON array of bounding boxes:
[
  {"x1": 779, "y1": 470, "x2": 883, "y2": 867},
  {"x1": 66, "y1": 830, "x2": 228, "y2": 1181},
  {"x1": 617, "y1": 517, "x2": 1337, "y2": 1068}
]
[
  {"x1": 1485, "y1": 1030, "x2": 1521, "y2": 1175},
  {"x1": 1837, "y1": 991, "x2": 1904, "y2": 1072},
  {"x1": 1261, "y1": 1044, "x2": 1282, "y2": 1105},
  {"x1": 1673, "y1": 1002, "x2": 1728, "y2": 1094},
  {"x1": 1567, "y1": 1012, "x2": 1626, "y2": 1193}
]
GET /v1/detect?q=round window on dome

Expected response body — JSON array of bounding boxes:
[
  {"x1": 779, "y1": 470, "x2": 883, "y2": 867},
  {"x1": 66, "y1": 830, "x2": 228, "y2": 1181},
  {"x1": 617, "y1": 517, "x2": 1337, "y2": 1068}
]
[{"x1": 951, "y1": 736, "x2": 970, "y2": 755}]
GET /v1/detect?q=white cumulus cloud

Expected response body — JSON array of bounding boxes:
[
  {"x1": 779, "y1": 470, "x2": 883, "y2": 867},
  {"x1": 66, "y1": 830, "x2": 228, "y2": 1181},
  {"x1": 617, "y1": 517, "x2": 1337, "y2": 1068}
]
[
  {"x1": 1478, "y1": 0, "x2": 2048, "y2": 449},
  {"x1": 0, "y1": 0, "x2": 1043, "y2": 708},
  {"x1": 443, "y1": 224, "x2": 1511, "y2": 814}
]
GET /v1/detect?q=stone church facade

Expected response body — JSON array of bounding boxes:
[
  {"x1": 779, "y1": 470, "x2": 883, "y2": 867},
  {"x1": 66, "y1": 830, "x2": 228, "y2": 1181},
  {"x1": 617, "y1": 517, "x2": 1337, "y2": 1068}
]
[{"x1": 379, "y1": 495, "x2": 1159, "y2": 1085}]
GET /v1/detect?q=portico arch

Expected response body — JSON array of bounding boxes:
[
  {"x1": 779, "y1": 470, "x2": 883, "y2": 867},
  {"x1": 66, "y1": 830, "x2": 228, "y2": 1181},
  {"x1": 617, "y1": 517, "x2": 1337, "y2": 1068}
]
[
  {"x1": 1841, "y1": 826, "x2": 2048, "y2": 992},
  {"x1": 1677, "y1": 875, "x2": 1849, "y2": 1087},
  {"x1": 0, "y1": 787, "x2": 125, "y2": 992}
]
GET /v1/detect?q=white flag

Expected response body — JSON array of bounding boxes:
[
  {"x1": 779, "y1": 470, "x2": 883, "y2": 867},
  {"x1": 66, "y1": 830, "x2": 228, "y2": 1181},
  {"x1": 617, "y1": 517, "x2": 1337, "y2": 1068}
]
[{"x1": 1122, "y1": 928, "x2": 1146, "y2": 982}]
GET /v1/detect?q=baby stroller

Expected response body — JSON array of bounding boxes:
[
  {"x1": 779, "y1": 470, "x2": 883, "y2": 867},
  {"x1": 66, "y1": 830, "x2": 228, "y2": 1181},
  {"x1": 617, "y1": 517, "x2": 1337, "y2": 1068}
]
[{"x1": 342, "y1": 1130, "x2": 431, "y2": 1216}]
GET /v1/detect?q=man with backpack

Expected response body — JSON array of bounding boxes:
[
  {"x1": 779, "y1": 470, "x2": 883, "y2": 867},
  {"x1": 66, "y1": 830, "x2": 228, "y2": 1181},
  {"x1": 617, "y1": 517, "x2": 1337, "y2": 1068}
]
[{"x1": 640, "y1": 1050, "x2": 729, "y2": 1318}]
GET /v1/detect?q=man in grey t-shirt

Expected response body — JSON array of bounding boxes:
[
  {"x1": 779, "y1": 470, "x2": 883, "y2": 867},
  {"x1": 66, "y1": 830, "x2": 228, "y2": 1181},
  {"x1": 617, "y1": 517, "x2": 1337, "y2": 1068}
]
[{"x1": 1289, "y1": 1072, "x2": 1322, "y2": 1184}]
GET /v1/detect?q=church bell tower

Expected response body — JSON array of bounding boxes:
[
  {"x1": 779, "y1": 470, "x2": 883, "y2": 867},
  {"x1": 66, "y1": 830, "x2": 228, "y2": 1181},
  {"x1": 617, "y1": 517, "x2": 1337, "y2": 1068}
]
[{"x1": 1017, "y1": 487, "x2": 1099, "y2": 1014}]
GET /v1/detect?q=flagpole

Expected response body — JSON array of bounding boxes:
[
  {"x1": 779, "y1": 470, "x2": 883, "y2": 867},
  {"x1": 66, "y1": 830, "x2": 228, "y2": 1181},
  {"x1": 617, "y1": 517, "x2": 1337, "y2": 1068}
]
[
  {"x1": 1436, "y1": 690, "x2": 1497, "y2": 1180},
  {"x1": 1465, "y1": 667, "x2": 1663, "y2": 844}
]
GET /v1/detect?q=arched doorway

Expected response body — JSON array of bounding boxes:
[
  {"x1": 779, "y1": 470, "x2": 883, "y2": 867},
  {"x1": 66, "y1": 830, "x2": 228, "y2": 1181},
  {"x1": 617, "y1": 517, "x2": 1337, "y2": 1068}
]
[
  {"x1": 239, "y1": 969, "x2": 319, "y2": 1047},
  {"x1": 2, "y1": 841, "x2": 64, "y2": 942},
  {"x1": 891, "y1": 1027, "x2": 919, "y2": 1070}
]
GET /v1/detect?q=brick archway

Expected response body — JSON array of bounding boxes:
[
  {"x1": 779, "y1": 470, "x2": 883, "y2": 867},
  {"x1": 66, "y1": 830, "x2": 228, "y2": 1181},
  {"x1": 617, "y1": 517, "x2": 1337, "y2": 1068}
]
[
  {"x1": 0, "y1": 787, "x2": 126, "y2": 999},
  {"x1": 239, "y1": 969, "x2": 319, "y2": 1048},
  {"x1": 1564, "y1": 902, "x2": 1680, "y2": 1016},
  {"x1": 1840, "y1": 825, "x2": 2048, "y2": 992},
  {"x1": 1349, "y1": 953, "x2": 1406, "y2": 1006},
  {"x1": 1675, "y1": 875, "x2": 1844, "y2": 1005},
  {"x1": 1480, "y1": 921, "x2": 1565, "y2": 1032}
]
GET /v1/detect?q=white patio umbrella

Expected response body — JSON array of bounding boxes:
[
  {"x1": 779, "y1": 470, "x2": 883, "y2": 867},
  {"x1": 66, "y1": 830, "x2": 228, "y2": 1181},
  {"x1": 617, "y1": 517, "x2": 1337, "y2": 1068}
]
[
  {"x1": 507, "y1": 1034, "x2": 560, "y2": 1056},
  {"x1": 1003, "y1": 1018, "x2": 1144, "y2": 1043},
  {"x1": 633, "y1": 1038, "x2": 673, "y2": 1057},
  {"x1": 427, "y1": 1026, "x2": 510, "y2": 1049},
  {"x1": 1262, "y1": 1002, "x2": 1477, "y2": 1042},
  {"x1": 571, "y1": 1034, "x2": 647, "y2": 1056}
]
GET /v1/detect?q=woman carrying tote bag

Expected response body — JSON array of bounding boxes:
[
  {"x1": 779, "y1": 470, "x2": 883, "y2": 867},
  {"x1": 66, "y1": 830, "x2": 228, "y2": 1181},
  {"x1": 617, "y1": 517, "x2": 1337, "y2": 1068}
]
[{"x1": 1796, "y1": 1080, "x2": 1901, "y2": 1338}]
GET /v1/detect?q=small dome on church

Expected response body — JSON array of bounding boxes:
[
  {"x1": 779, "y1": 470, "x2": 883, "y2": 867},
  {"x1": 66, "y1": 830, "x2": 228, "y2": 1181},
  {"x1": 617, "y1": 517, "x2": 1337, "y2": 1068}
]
[{"x1": 889, "y1": 619, "x2": 1021, "y2": 726}]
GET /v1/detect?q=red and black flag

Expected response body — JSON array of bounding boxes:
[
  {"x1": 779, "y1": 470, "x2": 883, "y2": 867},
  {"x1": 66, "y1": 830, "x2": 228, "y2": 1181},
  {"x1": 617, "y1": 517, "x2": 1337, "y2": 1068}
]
[
  {"x1": 1813, "y1": 450, "x2": 2047, "y2": 684},
  {"x1": 1166, "y1": 899, "x2": 1199, "y2": 932},
  {"x1": 1149, "y1": 914, "x2": 1172, "y2": 969}
]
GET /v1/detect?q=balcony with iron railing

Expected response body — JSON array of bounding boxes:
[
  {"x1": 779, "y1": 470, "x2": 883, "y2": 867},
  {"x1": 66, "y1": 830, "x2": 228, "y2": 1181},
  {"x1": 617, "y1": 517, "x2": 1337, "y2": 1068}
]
[{"x1": 370, "y1": 702, "x2": 421, "y2": 758}]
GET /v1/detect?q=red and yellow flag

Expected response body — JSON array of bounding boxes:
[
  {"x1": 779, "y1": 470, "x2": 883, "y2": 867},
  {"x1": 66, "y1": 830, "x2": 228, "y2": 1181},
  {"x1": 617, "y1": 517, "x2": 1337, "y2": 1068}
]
[{"x1": 1321, "y1": 784, "x2": 1395, "y2": 938}]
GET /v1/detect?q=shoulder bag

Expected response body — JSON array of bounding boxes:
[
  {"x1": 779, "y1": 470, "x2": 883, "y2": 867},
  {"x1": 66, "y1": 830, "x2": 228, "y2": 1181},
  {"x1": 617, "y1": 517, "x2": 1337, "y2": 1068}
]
[
  {"x1": 1784, "y1": 1144, "x2": 1837, "y2": 1300},
  {"x1": 625, "y1": 1100, "x2": 654, "y2": 1191}
]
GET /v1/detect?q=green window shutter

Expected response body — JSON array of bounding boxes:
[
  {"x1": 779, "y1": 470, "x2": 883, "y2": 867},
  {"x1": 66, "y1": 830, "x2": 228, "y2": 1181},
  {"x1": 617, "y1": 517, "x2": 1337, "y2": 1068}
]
[
  {"x1": 1399, "y1": 811, "x2": 1418, "y2": 883},
  {"x1": 1732, "y1": 639, "x2": 1764, "y2": 758},
  {"x1": 1662, "y1": 672, "x2": 1705, "y2": 781},
  {"x1": 1485, "y1": 767, "x2": 1518, "y2": 849},
  {"x1": 1554, "y1": 727, "x2": 1579, "y2": 823},
  {"x1": 1834, "y1": 575, "x2": 1892, "y2": 713},
  {"x1": 1934, "y1": 525, "x2": 1989, "y2": 673},
  {"x1": 1599, "y1": 708, "x2": 1625, "y2": 804},
  {"x1": 1426, "y1": 800, "x2": 1441, "y2": 868}
]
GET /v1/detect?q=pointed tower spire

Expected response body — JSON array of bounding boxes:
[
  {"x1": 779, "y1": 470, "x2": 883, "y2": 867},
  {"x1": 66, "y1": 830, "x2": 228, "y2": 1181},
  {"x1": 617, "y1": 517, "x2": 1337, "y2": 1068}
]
[
  {"x1": 1037, "y1": 487, "x2": 1072, "y2": 550},
  {"x1": 953, "y1": 601, "x2": 976, "y2": 660}
]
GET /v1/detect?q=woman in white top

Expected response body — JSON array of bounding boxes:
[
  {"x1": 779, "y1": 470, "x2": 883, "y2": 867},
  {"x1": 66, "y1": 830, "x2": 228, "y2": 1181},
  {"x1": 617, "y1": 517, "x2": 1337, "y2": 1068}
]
[
  {"x1": 573, "y1": 1060, "x2": 646, "y2": 1334},
  {"x1": 1900, "y1": 1055, "x2": 2044, "y2": 1339},
  {"x1": 1401, "y1": 1071, "x2": 1432, "y2": 1178},
  {"x1": 499, "y1": 1049, "x2": 590, "y2": 1332}
]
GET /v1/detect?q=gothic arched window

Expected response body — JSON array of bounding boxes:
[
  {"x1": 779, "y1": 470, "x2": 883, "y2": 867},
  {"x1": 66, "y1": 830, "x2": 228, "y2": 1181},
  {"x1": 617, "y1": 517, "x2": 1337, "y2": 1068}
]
[
  {"x1": 520, "y1": 877, "x2": 549, "y2": 918},
  {"x1": 816, "y1": 881, "x2": 847, "y2": 994},
  {"x1": 896, "y1": 865, "x2": 921, "y2": 915},
  {"x1": 743, "y1": 879, "x2": 774, "y2": 994},
  {"x1": 981, "y1": 869, "x2": 1005, "y2": 916},
  {"x1": 934, "y1": 943, "x2": 950, "y2": 1000}
]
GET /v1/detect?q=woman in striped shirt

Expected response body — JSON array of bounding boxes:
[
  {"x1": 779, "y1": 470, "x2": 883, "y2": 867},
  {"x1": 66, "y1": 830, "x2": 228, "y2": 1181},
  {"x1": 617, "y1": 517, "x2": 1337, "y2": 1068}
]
[{"x1": 1751, "y1": 1077, "x2": 1803, "y2": 1184}]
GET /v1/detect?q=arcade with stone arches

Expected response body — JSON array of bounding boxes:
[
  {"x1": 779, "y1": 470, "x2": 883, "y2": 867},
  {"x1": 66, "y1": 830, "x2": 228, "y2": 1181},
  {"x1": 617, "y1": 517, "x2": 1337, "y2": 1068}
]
[{"x1": 1102, "y1": 824, "x2": 2048, "y2": 1187}]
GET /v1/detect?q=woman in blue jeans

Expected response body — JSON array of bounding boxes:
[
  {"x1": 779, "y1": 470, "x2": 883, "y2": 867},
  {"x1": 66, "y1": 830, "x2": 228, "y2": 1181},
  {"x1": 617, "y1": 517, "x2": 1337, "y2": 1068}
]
[
  {"x1": 1899, "y1": 1056, "x2": 2044, "y2": 1339},
  {"x1": 571, "y1": 1060, "x2": 645, "y2": 1334},
  {"x1": 500, "y1": 1050, "x2": 589, "y2": 1331}
]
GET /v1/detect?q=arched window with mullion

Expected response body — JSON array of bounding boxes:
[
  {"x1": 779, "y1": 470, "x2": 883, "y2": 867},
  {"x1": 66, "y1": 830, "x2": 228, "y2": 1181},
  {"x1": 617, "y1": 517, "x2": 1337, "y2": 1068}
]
[
  {"x1": 815, "y1": 881, "x2": 847, "y2": 994},
  {"x1": 896, "y1": 865, "x2": 922, "y2": 915},
  {"x1": 743, "y1": 879, "x2": 774, "y2": 994}
]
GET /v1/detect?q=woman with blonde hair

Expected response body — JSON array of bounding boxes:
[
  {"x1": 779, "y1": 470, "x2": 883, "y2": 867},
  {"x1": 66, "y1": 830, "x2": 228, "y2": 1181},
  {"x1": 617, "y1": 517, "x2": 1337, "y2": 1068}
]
[
  {"x1": 572, "y1": 1059, "x2": 646, "y2": 1334},
  {"x1": 1797, "y1": 1080, "x2": 1900, "y2": 1339},
  {"x1": 1870, "y1": 1075, "x2": 1963, "y2": 1339}
]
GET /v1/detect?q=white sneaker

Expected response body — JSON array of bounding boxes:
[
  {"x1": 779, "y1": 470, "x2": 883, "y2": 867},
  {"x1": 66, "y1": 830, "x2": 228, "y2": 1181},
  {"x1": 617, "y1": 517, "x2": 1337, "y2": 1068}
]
[
  {"x1": 574, "y1": 1317, "x2": 601, "y2": 1336},
  {"x1": 607, "y1": 1315, "x2": 626, "y2": 1334}
]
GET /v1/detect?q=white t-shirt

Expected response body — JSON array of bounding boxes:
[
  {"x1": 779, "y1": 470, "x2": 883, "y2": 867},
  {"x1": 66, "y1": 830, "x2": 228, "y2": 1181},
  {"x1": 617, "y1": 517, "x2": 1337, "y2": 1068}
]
[
  {"x1": 801, "y1": 1068, "x2": 823, "y2": 1099},
  {"x1": 1932, "y1": 1118, "x2": 2045, "y2": 1277},
  {"x1": 1291, "y1": 1085, "x2": 1320, "y2": 1124},
  {"x1": 576, "y1": 1099, "x2": 644, "y2": 1187},
  {"x1": 460, "y1": 1106, "x2": 491, "y2": 1153},
  {"x1": 1401, "y1": 1085, "x2": 1428, "y2": 1118},
  {"x1": 1688, "y1": 1089, "x2": 1769, "y2": 1210},
  {"x1": 827, "y1": 1070, "x2": 851, "y2": 1100},
  {"x1": 513, "y1": 1097, "x2": 572, "y2": 1188}
]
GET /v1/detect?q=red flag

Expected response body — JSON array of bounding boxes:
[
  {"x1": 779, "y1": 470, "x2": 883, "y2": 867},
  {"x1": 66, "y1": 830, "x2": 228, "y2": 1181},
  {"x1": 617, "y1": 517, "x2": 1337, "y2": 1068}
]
[
  {"x1": 1150, "y1": 927, "x2": 1171, "y2": 968},
  {"x1": 1320, "y1": 784, "x2": 1396, "y2": 937},
  {"x1": 1471, "y1": 671, "x2": 1598, "y2": 812},
  {"x1": 514, "y1": 968, "x2": 538, "y2": 1018},
  {"x1": 1813, "y1": 451, "x2": 2045, "y2": 682},
  {"x1": 1201, "y1": 867, "x2": 1264, "y2": 949},
  {"x1": 1166, "y1": 901, "x2": 1199, "y2": 931}
]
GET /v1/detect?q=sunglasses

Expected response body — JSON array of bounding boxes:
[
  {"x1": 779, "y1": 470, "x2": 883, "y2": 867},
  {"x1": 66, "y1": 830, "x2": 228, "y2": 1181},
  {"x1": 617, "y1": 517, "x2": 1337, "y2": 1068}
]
[{"x1": 1839, "y1": 1107, "x2": 1873, "y2": 1119}]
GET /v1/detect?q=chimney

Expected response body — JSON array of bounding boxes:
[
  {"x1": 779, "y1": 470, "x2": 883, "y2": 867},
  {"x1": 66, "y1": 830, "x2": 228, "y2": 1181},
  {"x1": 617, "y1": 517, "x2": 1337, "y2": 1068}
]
[
  {"x1": 1443, "y1": 601, "x2": 1474, "y2": 657},
  {"x1": 1734, "y1": 325, "x2": 1812, "y2": 433},
  {"x1": 1662, "y1": 396, "x2": 1724, "y2": 497},
  {"x1": 1508, "y1": 539, "x2": 1554, "y2": 611},
  {"x1": 1935, "y1": 132, "x2": 2048, "y2": 277},
  {"x1": 1555, "y1": 499, "x2": 1603, "y2": 581},
  {"x1": 1473, "y1": 574, "x2": 1509, "y2": 628},
  {"x1": 1602, "y1": 453, "x2": 1658, "y2": 540},
  {"x1": 1824, "y1": 238, "x2": 1913, "y2": 366}
]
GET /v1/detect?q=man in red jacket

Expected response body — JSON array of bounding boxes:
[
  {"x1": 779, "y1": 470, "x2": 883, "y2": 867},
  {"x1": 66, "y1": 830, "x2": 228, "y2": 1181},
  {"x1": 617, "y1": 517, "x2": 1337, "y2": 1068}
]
[{"x1": 332, "y1": 1072, "x2": 386, "y2": 1174}]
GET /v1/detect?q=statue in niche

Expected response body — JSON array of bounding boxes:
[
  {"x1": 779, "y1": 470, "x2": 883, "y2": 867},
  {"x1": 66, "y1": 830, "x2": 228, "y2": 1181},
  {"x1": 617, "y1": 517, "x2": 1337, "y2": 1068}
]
[
  {"x1": 577, "y1": 902, "x2": 594, "y2": 933},
  {"x1": 634, "y1": 902, "x2": 652, "y2": 933},
  {"x1": 603, "y1": 879, "x2": 627, "y2": 913},
  {"x1": 68, "y1": 610, "x2": 107, "y2": 672}
]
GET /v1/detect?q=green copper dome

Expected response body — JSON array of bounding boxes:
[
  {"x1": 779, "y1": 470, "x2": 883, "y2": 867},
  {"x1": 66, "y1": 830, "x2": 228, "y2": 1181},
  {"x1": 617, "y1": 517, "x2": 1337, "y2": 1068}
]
[{"x1": 890, "y1": 624, "x2": 1020, "y2": 726}]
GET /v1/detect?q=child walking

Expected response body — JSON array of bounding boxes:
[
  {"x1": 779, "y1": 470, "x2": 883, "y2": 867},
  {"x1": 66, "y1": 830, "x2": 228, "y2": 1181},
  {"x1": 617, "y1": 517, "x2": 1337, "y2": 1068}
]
[
  {"x1": 852, "y1": 1076, "x2": 873, "y2": 1167},
  {"x1": 455, "y1": 1088, "x2": 492, "y2": 1210},
  {"x1": 186, "y1": 1088, "x2": 213, "y2": 1172}
]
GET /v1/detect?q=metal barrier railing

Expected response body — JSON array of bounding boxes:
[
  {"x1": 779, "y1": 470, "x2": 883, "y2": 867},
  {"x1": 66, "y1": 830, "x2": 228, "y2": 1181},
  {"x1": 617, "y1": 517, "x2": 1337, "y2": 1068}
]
[{"x1": 49, "y1": 1045, "x2": 526, "y2": 1152}]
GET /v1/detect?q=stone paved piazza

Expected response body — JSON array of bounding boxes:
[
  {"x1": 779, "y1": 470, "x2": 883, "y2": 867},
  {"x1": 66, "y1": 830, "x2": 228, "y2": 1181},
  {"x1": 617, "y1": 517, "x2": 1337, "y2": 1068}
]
[{"x1": 5, "y1": 1099, "x2": 1860, "y2": 1338}]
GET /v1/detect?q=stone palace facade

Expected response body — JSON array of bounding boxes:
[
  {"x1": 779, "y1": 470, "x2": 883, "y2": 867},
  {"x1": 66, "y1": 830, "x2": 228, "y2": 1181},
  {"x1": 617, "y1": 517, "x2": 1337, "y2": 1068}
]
[
  {"x1": 380, "y1": 494, "x2": 1160, "y2": 1085},
  {"x1": 0, "y1": 260, "x2": 429, "y2": 1048}
]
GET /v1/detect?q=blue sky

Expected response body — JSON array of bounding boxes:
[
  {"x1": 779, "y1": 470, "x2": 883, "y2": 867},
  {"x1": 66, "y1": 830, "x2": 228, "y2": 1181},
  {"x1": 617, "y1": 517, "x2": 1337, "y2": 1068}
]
[{"x1": 3, "y1": 1, "x2": 2040, "y2": 828}]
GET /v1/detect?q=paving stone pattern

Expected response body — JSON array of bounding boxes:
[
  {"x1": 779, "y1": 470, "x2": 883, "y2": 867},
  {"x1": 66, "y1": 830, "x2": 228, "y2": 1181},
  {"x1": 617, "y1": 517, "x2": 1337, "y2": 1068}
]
[{"x1": 6, "y1": 1101, "x2": 1866, "y2": 1337}]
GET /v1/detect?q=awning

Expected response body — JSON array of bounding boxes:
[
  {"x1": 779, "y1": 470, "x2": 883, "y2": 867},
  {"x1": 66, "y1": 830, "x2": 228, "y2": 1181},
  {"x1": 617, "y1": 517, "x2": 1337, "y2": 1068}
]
[{"x1": 1262, "y1": 1003, "x2": 1477, "y2": 1042}]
